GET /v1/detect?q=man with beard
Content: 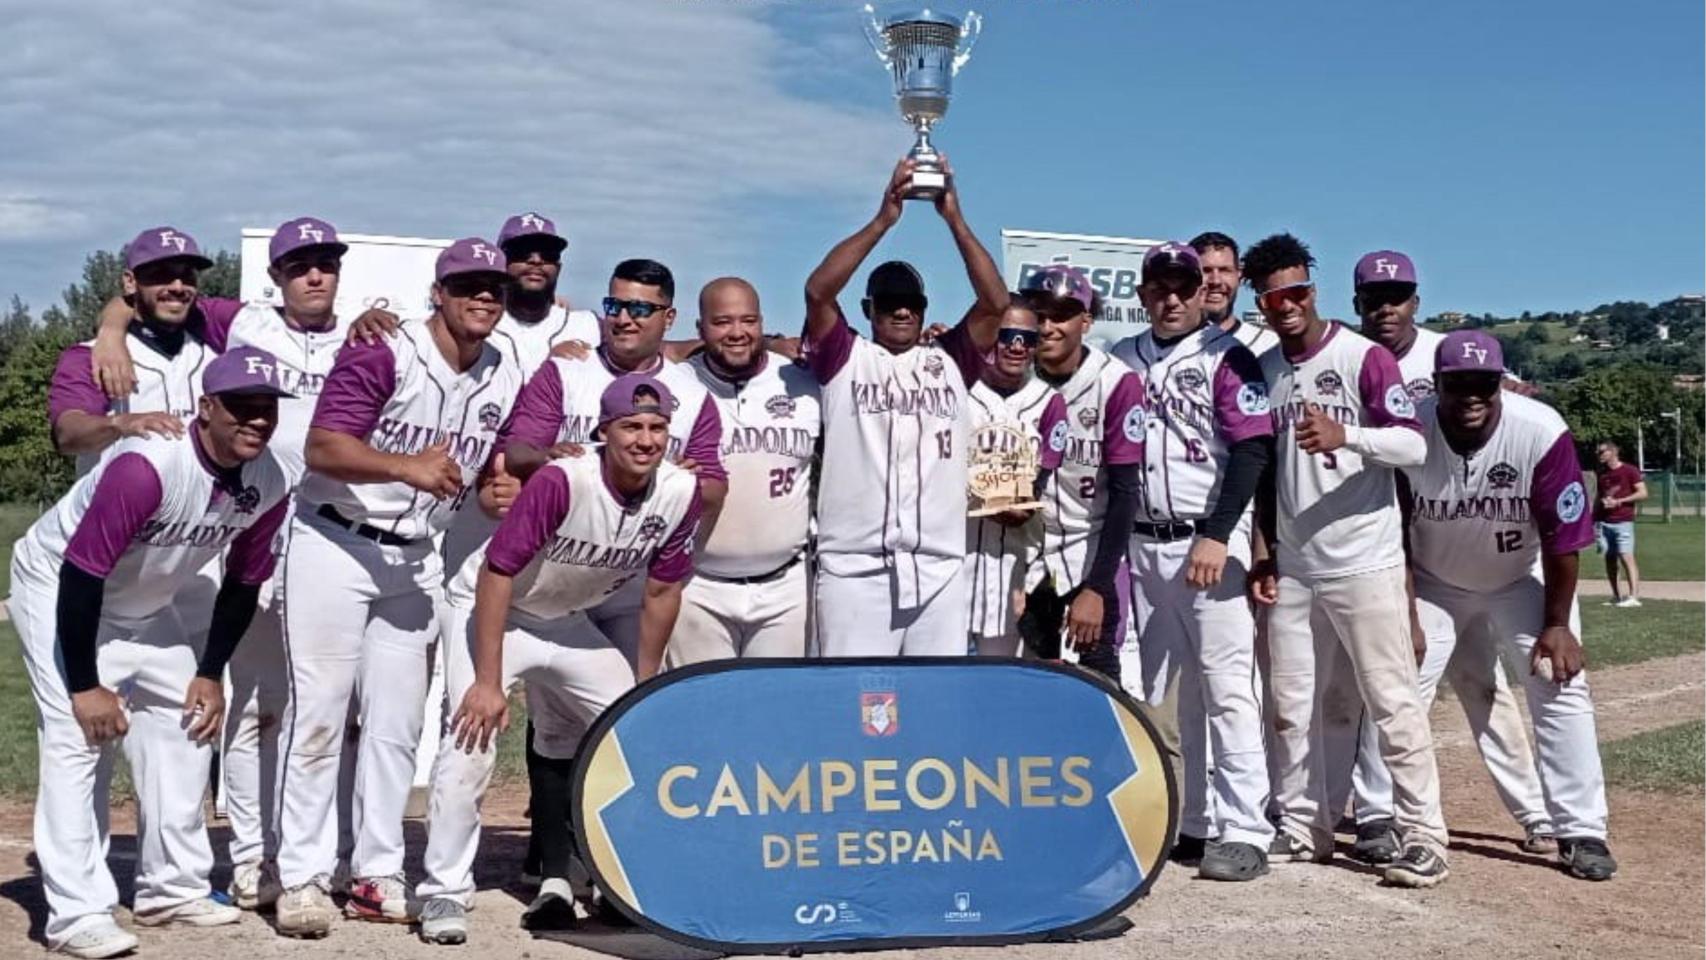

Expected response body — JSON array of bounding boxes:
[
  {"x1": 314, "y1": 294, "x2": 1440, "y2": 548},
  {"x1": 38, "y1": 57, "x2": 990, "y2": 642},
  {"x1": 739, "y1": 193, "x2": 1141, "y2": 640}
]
[
  {"x1": 1399, "y1": 330, "x2": 1616, "y2": 882},
  {"x1": 1190, "y1": 231, "x2": 1278, "y2": 357}
]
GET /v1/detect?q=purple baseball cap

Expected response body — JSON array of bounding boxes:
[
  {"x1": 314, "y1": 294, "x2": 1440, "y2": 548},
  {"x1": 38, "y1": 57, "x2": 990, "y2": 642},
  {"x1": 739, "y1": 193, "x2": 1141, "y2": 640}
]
[
  {"x1": 269, "y1": 216, "x2": 349, "y2": 265},
  {"x1": 1435, "y1": 330, "x2": 1504, "y2": 375},
  {"x1": 202, "y1": 346, "x2": 296, "y2": 398},
  {"x1": 435, "y1": 237, "x2": 509, "y2": 282},
  {"x1": 497, "y1": 212, "x2": 567, "y2": 253},
  {"x1": 1354, "y1": 250, "x2": 1417, "y2": 288},
  {"x1": 599, "y1": 373, "x2": 675, "y2": 426},
  {"x1": 124, "y1": 226, "x2": 213, "y2": 271},
  {"x1": 1142, "y1": 241, "x2": 1202, "y2": 283},
  {"x1": 1019, "y1": 264, "x2": 1094, "y2": 312}
]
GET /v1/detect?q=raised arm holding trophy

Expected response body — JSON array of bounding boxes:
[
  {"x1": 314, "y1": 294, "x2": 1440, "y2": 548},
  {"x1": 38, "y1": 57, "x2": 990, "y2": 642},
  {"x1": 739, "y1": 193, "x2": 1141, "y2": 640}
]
[{"x1": 862, "y1": 4, "x2": 982, "y2": 200}]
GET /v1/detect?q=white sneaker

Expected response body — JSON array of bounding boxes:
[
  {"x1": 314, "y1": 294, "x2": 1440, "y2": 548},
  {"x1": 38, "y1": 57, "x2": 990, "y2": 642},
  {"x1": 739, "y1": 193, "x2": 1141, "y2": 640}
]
[
  {"x1": 135, "y1": 895, "x2": 242, "y2": 927},
  {"x1": 275, "y1": 880, "x2": 336, "y2": 939},
  {"x1": 418, "y1": 897, "x2": 468, "y2": 945},
  {"x1": 56, "y1": 916, "x2": 138, "y2": 959},
  {"x1": 231, "y1": 859, "x2": 282, "y2": 911},
  {"x1": 1616, "y1": 597, "x2": 1642, "y2": 608}
]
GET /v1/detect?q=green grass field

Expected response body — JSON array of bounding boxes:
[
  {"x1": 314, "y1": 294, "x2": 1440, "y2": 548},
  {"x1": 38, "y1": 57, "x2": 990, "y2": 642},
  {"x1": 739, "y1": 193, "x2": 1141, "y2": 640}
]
[
  {"x1": 1627, "y1": 516, "x2": 1704, "y2": 581},
  {"x1": 1602, "y1": 721, "x2": 1705, "y2": 792},
  {"x1": 1582, "y1": 599, "x2": 1706, "y2": 668}
]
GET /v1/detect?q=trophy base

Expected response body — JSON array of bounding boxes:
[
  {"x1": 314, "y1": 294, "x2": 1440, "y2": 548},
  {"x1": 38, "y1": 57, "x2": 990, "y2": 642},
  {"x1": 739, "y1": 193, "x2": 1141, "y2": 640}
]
[
  {"x1": 968, "y1": 498, "x2": 1043, "y2": 518},
  {"x1": 905, "y1": 168, "x2": 947, "y2": 200}
]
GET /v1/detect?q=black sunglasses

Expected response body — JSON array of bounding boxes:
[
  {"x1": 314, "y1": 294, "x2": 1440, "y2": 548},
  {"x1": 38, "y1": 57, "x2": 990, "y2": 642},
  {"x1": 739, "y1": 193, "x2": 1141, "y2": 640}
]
[
  {"x1": 1357, "y1": 283, "x2": 1416, "y2": 311},
  {"x1": 871, "y1": 295, "x2": 927, "y2": 315},
  {"x1": 996, "y1": 327, "x2": 1039, "y2": 349},
  {"x1": 603, "y1": 297, "x2": 669, "y2": 319},
  {"x1": 443, "y1": 275, "x2": 505, "y2": 298}
]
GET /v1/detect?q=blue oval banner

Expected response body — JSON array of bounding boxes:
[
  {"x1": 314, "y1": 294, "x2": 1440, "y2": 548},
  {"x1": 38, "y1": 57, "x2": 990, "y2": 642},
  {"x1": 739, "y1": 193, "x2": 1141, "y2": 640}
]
[{"x1": 573, "y1": 658, "x2": 1176, "y2": 952}]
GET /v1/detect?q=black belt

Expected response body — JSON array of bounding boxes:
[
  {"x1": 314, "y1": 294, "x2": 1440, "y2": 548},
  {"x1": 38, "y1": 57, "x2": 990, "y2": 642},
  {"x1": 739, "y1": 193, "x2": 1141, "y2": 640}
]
[
  {"x1": 695, "y1": 553, "x2": 803, "y2": 586},
  {"x1": 316, "y1": 504, "x2": 417, "y2": 547},
  {"x1": 1132, "y1": 520, "x2": 1203, "y2": 542}
]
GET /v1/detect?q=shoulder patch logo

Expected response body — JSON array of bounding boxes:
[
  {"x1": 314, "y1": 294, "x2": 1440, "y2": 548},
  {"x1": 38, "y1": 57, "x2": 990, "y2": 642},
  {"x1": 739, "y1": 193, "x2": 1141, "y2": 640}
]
[
  {"x1": 1313, "y1": 369, "x2": 1344, "y2": 397},
  {"x1": 1384, "y1": 383, "x2": 1417, "y2": 420},
  {"x1": 1048, "y1": 420, "x2": 1069, "y2": 452},
  {"x1": 1122, "y1": 404, "x2": 1147, "y2": 443},
  {"x1": 1557, "y1": 481, "x2": 1587, "y2": 524},
  {"x1": 1236, "y1": 381, "x2": 1270, "y2": 416}
]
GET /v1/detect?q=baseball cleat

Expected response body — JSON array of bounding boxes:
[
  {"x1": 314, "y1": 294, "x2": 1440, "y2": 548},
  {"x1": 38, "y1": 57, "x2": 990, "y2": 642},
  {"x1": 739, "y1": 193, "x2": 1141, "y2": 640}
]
[
  {"x1": 1558, "y1": 838, "x2": 1618, "y2": 881},
  {"x1": 1383, "y1": 845, "x2": 1450, "y2": 888},
  {"x1": 1268, "y1": 831, "x2": 1332, "y2": 863},
  {"x1": 1198, "y1": 840, "x2": 1270, "y2": 882},
  {"x1": 54, "y1": 915, "x2": 138, "y2": 959},
  {"x1": 1168, "y1": 834, "x2": 1212, "y2": 867},
  {"x1": 418, "y1": 898, "x2": 469, "y2": 945},
  {"x1": 522, "y1": 878, "x2": 579, "y2": 931},
  {"x1": 135, "y1": 895, "x2": 242, "y2": 927},
  {"x1": 275, "y1": 881, "x2": 336, "y2": 938},
  {"x1": 231, "y1": 858, "x2": 282, "y2": 911},
  {"x1": 1615, "y1": 597, "x2": 1642, "y2": 608},
  {"x1": 1351, "y1": 818, "x2": 1400, "y2": 865},
  {"x1": 345, "y1": 874, "x2": 412, "y2": 923},
  {"x1": 1520, "y1": 825, "x2": 1559, "y2": 855}
]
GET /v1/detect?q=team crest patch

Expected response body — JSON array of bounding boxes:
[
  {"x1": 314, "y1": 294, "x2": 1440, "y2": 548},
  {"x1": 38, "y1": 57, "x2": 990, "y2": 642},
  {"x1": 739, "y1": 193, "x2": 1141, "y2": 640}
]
[
  {"x1": 1122, "y1": 404, "x2": 1147, "y2": 442},
  {"x1": 1048, "y1": 420, "x2": 1069, "y2": 453},
  {"x1": 923, "y1": 353, "x2": 945, "y2": 379},
  {"x1": 638, "y1": 515, "x2": 668, "y2": 541},
  {"x1": 1173, "y1": 367, "x2": 1207, "y2": 392},
  {"x1": 860, "y1": 692, "x2": 898, "y2": 736},
  {"x1": 1236, "y1": 381, "x2": 1270, "y2": 416},
  {"x1": 1487, "y1": 462, "x2": 1520, "y2": 490},
  {"x1": 1076, "y1": 406, "x2": 1099, "y2": 430},
  {"x1": 233, "y1": 485, "x2": 261, "y2": 514},
  {"x1": 1406, "y1": 377, "x2": 1435, "y2": 400},
  {"x1": 1313, "y1": 370, "x2": 1344, "y2": 397},
  {"x1": 1384, "y1": 383, "x2": 1417, "y2": 419},
  {"x1": 764, "y1": 395, "x2": 796, "y2": 419},
  {"x1": 1557, "y1": 481, "x2": 1587, "y2": 523},
  {"x1": 478, "y1": 402, "x2": 503, "y2": 432}
]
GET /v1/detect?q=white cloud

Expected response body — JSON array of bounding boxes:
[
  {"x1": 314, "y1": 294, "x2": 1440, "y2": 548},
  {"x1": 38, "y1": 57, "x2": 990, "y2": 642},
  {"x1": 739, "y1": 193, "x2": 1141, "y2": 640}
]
[{"x1": 0, "y1": 0, "x2": 901, "y2": 310}]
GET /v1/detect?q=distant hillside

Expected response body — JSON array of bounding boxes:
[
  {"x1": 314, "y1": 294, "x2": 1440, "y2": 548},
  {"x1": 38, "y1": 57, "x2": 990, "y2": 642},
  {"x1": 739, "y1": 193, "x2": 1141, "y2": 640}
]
[{"x1": 1422, "y1": 297, "x2": 1704, "y2": 384}]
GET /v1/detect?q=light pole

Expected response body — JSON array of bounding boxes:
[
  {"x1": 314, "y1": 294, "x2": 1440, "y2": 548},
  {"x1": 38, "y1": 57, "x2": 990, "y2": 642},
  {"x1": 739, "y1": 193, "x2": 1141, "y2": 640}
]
[{"x1": 1659, "y1": 409, "x2": 1682, "y2": 470}]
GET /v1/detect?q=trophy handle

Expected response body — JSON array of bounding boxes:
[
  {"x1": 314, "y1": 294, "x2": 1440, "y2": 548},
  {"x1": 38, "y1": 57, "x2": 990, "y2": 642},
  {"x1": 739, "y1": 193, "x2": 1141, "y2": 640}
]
[
  {"x1": 953, "y1": 10, "x2": 982, "y2": 72},
  {"x1": 860, "y1": 4, "x2": 892, "y2": 66}
]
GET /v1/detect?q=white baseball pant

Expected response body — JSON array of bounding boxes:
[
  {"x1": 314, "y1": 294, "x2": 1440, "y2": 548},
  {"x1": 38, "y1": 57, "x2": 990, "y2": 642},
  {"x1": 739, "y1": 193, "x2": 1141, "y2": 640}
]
[
  {"x1": 1268, "y1": 563, "x2": 1448, "y2": 856},
  {"x1": 10, "y1": 570, "x2": 216, "y2": 949},
  {"x1": 1417, "y1": 572, "x2": 1608, "y2": 839},
  {"x1": 815, "y1": 562, "x2": 968, "y2": 656},
  {"x1": 1331, "y1": 597, "x2": 1551, "y2": 833},
  {"x1": 418, "y1": 601, "x2": 636, "y2": 906},
  {"x1": 665, "y1": 560, "x2": 810, "y2": 667},
  {"x1": 1127, "y1": 534, "x2": 1273, "y2": 848},
  {"x1": 274, "y1": 510, "x2": 442, "y2": 889}
]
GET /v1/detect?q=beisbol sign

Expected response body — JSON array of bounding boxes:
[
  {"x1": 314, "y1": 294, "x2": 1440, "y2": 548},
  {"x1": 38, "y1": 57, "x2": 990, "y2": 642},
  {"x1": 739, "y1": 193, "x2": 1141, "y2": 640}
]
[{"x1": 573, "y1": 659, "x2": 1176, "y2": 951}]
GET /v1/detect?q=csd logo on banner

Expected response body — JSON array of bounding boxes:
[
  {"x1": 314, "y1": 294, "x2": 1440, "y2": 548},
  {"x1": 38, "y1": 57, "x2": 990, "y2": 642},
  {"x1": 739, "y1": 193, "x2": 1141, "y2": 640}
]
[{"x1": 573, "y1": 659, "x2": 1177, "y2": 953}]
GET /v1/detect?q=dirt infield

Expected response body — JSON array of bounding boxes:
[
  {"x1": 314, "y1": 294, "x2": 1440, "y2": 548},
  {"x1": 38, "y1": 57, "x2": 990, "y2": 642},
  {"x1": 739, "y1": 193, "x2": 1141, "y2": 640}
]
[{"x1": 1, "y1": 654, "x2": 1700, "y2": 960}]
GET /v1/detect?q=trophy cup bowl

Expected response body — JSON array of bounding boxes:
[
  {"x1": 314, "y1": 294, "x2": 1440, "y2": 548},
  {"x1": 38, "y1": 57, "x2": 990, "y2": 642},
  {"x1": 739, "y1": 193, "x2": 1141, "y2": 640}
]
[{"x1": 862, "y1": 4, "x2": 981, "y2": 200}]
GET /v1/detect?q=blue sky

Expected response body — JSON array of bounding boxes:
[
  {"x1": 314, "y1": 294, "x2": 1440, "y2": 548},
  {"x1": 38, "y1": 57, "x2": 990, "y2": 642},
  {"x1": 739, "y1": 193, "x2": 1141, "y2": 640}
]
[{"x1": 0, "y1": 0, "x2": 1699, "y2": 329}]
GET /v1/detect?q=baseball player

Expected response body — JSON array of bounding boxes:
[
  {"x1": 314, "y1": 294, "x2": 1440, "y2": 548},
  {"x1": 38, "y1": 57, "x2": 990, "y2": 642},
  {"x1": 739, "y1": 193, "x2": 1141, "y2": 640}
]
[
  {"x1": 802, "y1": 158, "x2": 1005, "y2": 655},
  {"x1": 1109, "y1": 242, "x2": 1275, "y2": 882},
  {"x1": 1331, "y1": 250, "x2": 1555, "y2": 863},
  {"x1": 1243, "y1": 232, "x2": 1449, "y2": 888},
  {"x1": 1191, "y1": 231, "x2": 1279, "y2": 356},
  {"x1": 1400, "y1": 330, "x2": 1617, "y2": 881},
  {"x1": 1015, "y1": 265, "x2": 1145, "y2": 680},
  {"x1": 9, "y1": 346, "x2": 293, "y2": 957},
  {"x1": 271, "y1": 238, "x2": 527, "y2": 937},
  {"x1": 665, "y1": 278, "x2": 821, "y2": 665},
  {"x1": 964, "y1": 301, "x2": 1068, "y2": 655},
  {"x1": 50, "y1": 227, "x2": 216, "y2": 474},
  {"x1": 414, "y1": 374, "x2": 702, "y2": 943}
]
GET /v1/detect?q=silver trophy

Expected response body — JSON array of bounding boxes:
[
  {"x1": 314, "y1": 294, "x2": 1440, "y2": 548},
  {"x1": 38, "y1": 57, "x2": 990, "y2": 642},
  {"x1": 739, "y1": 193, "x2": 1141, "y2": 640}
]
[{"x1": 862, "y1": 4, "x2": 982, "y2": 200}]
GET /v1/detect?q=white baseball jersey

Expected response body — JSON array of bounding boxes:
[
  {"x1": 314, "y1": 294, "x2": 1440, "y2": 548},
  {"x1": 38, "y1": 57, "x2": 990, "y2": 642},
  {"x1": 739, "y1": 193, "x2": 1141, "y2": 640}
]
[
  {"x1": 1259, "y1": 323, "x2": 1423, "y2": 579},
  {"x1": 12, "y1": 431, "x2": 290, "y2": 625},
  {"x1": 1111, "y1": 324, "x2": 1272, "y2": 524},
  {"x1": 1229, "y1": 319, "x2": 1281, "y2": 359},
  {"x1": 500, "y1": 350, "x2": 726, "y2": 482},
  {"x1": 964, "y1": 378, "x2": 1067, "y2": 638},
  {"x1": 1036, "y1": 346, "x2": 1147, "y2": 592},
  {"x1": 488, "y1": 306, "x2": 602, "y2": 381},
  {"x1": 299, "y1": 321, "x2": 525, "y2": 541},
  {"x1": 687, "y1": 351, "x2": 821, "y2": 578},
  {"x1": 1393, "y1": 325, "x2": 1446, "y2": 403},
  {"x1": 447, "y1": 456, "x2": 700, "y2": 619},
  {"x1": 49, "y1": 325, "x2": 213, "y2": 474},
  {"x1": 806, "y1": 310, "x2": 982, "y2": 609},
  {"x1": 1402, "y1": 393, "x2": 1593, "y2": 593}
]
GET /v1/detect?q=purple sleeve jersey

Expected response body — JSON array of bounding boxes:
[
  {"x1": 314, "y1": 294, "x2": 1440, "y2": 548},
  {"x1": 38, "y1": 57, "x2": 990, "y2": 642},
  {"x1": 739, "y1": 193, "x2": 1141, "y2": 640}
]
[
  {"x1": 49, "y1": 344, "x2": 110, "y2": 426},
  {"x1": 1532, "y1": 431, "x2": 1595, "y2": 555},
  {"x1": 486, "y1": 465, "x2": 573, "y2": 577},
  {"x1": 803, "y1": 308, "x2": 856, "y2": 385},
  {"x1": 311, "y1": 338, "x2": 397, "y2": 438},
  {"x1": 62, "y1": 453, "x2": 163, "y2": 576},
  {"x1": 500, "y1": 359, "x2": 568, "y2": 452},
  {"x1": 192, "y1": 297, "x2": 244, "y2": 353},
  {"x1": 683, "y1": 398, "x2": 727, "y2": 483},
  {"x1": 1038, "y1": 392, "x2": 1069, "y2": 472},
  {"x1": 648, "y1": 485, "x2": 703, "y2": 583},
  {"x1": 226, "y1": 497, "x2": 290, "y2": 584},
  {"x1": 1101, "y1": 370, "x2": 1147, "y2": 466},
  {"x1": 1214, "y1": 346, "x2": 1274, "y2": 443},
  {"x1": 934, "y1": 323, "x2": 987, "y2": 390},
  {"x1": 1358, "y1": 345, "x2": 1423, "y2": 432}
]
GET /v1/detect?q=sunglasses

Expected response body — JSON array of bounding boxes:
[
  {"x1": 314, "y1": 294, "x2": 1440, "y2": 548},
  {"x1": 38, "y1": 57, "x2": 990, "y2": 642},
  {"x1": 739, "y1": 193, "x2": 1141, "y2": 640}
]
[
  {"x1": 603, "y1": 296, "x2": 669, "y2": 319},
  {"x1": 996, "y1": 327, "x2": 1040, "y2": 349},
  {"x1": 1143, "y1": 277, "x2": 1201, "y2": 301},
  {"x1": 871, "y1": 295, "x2": 927, "y2": 316},
  {"x1": 1438, "y1": 371, "x2": 1502, "y2": 397},
  {"x1": 277, "y1": 256, "x2": 342, "y2": 280},
  {"x1": 504, "y1": 246, "x2": 562, "y2": 266},
  {"x1": 1357, "y1": 283, "x2": 1415, "y2": 312},
  {"x1": 1256, "y1": 281, "x2": 1314, "y2": 313},
  {"x1": 442, "y1": 275, "x2": 505, "y2": 299}
]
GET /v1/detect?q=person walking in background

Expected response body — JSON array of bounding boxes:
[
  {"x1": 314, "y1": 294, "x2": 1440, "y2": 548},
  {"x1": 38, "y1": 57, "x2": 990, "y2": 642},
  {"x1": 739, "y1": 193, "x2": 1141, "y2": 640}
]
[{"x1": 1592, "y1": 441, "x2": 1647, "y2": 607}]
